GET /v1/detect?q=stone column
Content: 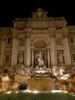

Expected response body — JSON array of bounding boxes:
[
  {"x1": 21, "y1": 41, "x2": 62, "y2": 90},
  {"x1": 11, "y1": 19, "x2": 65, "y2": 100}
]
[
  {"x1": 47, "y1": 48, "x2": 50, "y2": 67},
  {"x1": 11, "y1": 36, "x2": 18, "y2": 65},
  {"x1": 0, "y1": 38, "x2": 5, "y2": 65},
  {"x1": 24, "y1": 38, "x2": 26, "y2": 66},
  {"x1": 50, "y1": 37, "x2": 57, "y2": 66},
  {"x1": 26, "y1": 35, "x2": 31, "y2": 67},
  {"x1": 63, "y1": 36, "x2": 71, "y2": 65},
  {"x1": 31, "y1": 49, "x2": 34, "y2": 67}
]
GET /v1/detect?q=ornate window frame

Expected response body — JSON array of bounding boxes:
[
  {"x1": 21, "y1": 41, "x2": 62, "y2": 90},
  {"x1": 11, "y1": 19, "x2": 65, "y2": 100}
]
[
  {"x1": 5, "y1": 37, "x2": 12, "y2": 47},
  {"x1": 71, "y1": 51, "x2": 75, "y2": 62},
  {"x1": 4, "y1": 52, "x2": 10, "y2": 65},
  {"x1": 69, "y1": 34, "x2": 75, "y2": 44}
]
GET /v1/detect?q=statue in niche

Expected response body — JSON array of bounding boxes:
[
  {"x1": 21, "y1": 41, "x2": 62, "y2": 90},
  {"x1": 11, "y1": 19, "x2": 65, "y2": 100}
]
[
  {"x1": 18, "y1": 53, "x2": 24, "y2": 64},
  {"x1": 58, "y1": 52, "x2": 64, "y2": 64},
  {"x1": 37, "y1": 52, "x2": 45, "y2": 67}
]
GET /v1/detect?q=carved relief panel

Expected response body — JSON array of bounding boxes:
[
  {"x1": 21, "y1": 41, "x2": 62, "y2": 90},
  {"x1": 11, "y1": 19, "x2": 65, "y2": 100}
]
[{"x1": 18, "y1": 38, "x2": 25, "y2": 47}]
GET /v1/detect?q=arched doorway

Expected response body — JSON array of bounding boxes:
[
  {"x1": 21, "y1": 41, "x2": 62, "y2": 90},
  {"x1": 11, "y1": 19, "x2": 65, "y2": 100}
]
[{"x1": 31, "y1": 38, "x2": 50, "y2": 68}]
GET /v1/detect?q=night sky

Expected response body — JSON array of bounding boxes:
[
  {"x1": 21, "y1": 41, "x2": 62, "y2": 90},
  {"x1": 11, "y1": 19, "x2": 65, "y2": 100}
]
[{"x1": 0, "y1": 0, "x2": 75, "y2": 27}]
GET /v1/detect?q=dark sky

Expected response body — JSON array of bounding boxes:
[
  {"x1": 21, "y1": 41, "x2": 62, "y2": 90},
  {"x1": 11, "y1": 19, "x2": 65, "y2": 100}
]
[{"x1": 0, "y1": 0, "x2": 75, "y2": 27}]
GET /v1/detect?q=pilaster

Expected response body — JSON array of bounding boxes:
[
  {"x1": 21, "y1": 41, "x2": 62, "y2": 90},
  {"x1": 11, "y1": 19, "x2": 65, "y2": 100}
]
[
  {"x1": 63, "y1": 28, "x2": 71, "y2": 65},
  {"x1": 50, "y1": 36, "x2": 57, "y2": 66},
  {"x1": 11, "y1": 35, "x2": 18, "y2": 65},
  {"x1": 63, "y1": 36, "x2": 71, "y2": 65},
  {"x1": 25, "y1": 34, "x2": 31, "y2": 67},
  {"x1": 0, "y1": 37, "x2": 5, "y2": 65}
]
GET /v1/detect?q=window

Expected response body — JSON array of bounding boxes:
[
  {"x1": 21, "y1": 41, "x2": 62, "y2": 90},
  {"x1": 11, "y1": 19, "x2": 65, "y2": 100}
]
[
  {"x1": 70, "y1": 35, "x2": 75, "y2": 44},
  {"x1": 70, "y1": 36, "x2": 74, "y2": 43},
  {"x1": 72, "y1": 53, "x2": 75, "y2": 62},
  {"x1": 6, "y1": 38, "x2": 12, "y2": 47},
  {"x1": 5, "y1": 54, "x2": 10, "y2": 64},
  {"x1": 7, "y1": 38, "x2": 11, "y2": 44}
]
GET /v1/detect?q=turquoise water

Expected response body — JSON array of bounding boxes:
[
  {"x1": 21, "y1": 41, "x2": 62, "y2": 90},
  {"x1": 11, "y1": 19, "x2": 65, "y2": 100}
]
[{"x1": 0, "y1": 91, "x2": 75, "y2": 100}]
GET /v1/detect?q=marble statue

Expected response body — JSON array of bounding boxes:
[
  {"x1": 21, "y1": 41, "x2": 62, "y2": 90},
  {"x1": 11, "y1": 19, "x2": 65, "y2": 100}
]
[
  {"x1": 37, "y1": 52, "x2": 44, "y2": 67},
  {"x1": 18, "y1": 54, "x2": 24, "y2": 64},
  {"x1": 58, "y1": 53, "x2": 64, "y2": 63}
]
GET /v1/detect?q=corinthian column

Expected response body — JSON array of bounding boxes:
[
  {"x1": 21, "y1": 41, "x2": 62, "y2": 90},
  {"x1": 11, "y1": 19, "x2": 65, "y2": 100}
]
[
  {"x1": 63, "y1": 36, "x2": 71, "y2": 65},
  {"x1": 50, "y1": 37, "x2": 57, "y2": 66},
  {"x1": 26, "y1": 34, "x2": 31, "y2": 67},
  {"x1": 11, "y1": 36, "x2": 18, "y2": 65},
  {"x1": 47, "y1": 48, "x2": 50, "y2": 67},
  {"x1": 31, "y1": 48, "x2": 34, "y2": 67}
]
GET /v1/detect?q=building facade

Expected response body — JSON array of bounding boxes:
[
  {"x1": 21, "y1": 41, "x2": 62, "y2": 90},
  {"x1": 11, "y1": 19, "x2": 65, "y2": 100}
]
[{"x1": 0, "y1": 8, "x2": 75, "y2": 69}]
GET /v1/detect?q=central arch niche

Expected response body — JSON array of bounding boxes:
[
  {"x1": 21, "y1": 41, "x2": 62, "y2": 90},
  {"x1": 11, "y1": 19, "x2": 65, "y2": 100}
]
[
  {"x1": 31, "y1": 38, "x2": 50, "y2": 67},
  {"x1": 33, "y1": 39, "x2": 47, "y2": 48}
]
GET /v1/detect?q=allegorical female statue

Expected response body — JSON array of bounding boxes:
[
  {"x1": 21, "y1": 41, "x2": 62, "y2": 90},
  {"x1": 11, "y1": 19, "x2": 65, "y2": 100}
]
[{"x1": 18, "y1": 53, "x2": 24, "y2": 64}]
